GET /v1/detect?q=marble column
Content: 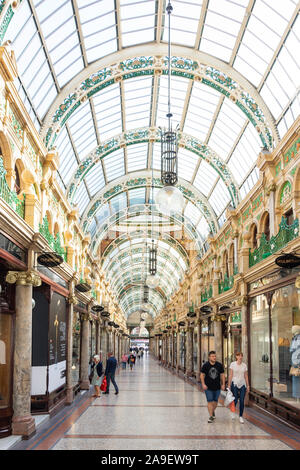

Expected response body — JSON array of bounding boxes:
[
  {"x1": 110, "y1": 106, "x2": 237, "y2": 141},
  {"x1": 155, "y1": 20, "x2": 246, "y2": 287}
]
[
  {"x1": 80, "y1": 313, "x2": 90, "y2": 390},
  {"x1": 214, "y1": 319, "x2": 223, "y2": 361},
  {"x1": 186, "y1": 326, "x2": 193, "y2": 376},
  {"x1": 196, "y1": 320, "x2": 202, "y2": 381},
  {"x1": 101, "y1": 323, "x2": 108, "y2": 364},
  {"x1": 6, "y1": 270, "x2": 41, "y2": 438},
  {"x1": 176, "y1": 329, "x2": 181, "y2": 372}
]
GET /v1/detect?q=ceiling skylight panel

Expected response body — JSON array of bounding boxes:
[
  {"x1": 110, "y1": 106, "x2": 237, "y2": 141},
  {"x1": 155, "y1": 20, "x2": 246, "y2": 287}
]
[
  {"x1": 120, "y1": 0, "x2": 155, "y2": 46},
  {"x1": 196, "y1": 217, "x2": 210, "y2": 239},
  {"x1": 178, "y1": 147, "x2": 198, "y2": 182},
  {"x1": 127, "y1": 143, "x2": 148, "y2": 172},
  {"x1": 96, "y1": 203, "x2": 110, "y2": 224},
  {"x1": 209, "y1": 179, "x2": 231, "y2": 217},
  {"x1": 111, "y1": 192, "x2": 127, "y2": 214},
  {"x1": 162, "y1": 0, "x2": 202, "y2": 47},
  {"x1": 93, "y1": 85, "x2": 122, "y2": 140},
  {"x1": 227, "y1": 124, "x2": 261, "y2": 185},
  {"x1": 73, "y1": 183, "x2": 90, "y2": 215},
  {"x1": 239, "y1": 167, "x2": 259, "y2": 200},
  {"x1": 129, "y1": 188, "x2": 146, "y2": 206},
  {"x1": 156, "y1": 75, "x2": 189, "y2": 129},
  {"x1": 201, "y1": 2, "x2": 245, "y2": 61},
  {"x1": 84, "y1": 161, "x2": 105, "y2": 197},
  {"x1": 124, "y1": 76, "x2": 152, "y2": 129},
  {"x1": 104, "y1": 149, "x2": 125, "y2": 182},
  {"x1": 78, "y1": 0, "x2": 117, "y2": 62},
  {"x1": 193, "y1": 161, "x2": 218, "y2": 197},
  {"x1": 68, "y1": 102, "x2": 97, "y2": 157},
  {"x1": 184, "y1": 201, "x2": 201, "y2": 226}
]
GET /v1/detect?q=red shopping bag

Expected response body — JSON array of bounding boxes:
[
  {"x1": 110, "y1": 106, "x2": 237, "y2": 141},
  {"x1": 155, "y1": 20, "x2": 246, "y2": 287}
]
[{"x1": 100, "y1": 376, "x2": 107, "y2": 392}]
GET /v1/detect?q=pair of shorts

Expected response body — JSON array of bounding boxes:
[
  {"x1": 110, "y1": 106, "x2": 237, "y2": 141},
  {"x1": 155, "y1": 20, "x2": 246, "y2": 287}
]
[{"x1": 205, "y1": 389, "x2": 221, "y2": 402}]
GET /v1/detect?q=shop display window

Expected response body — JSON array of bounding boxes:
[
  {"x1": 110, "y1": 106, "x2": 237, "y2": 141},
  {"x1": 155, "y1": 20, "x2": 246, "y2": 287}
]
[
  {"x1": 193, "y1": 327, "x2": 198, "y2": 372},
  {"x1": 72, "y1": 313, "x2": 81, "y2": 387},
  {"x1": 0, "y1": 313, "x2": 12, "y2": 409},
  {"x1": 250, "y1": 294, "x2": 270, "y2": 394},
  {"x1": 180, "y1": 331, "x2": 186, "y2": 369},
  {"x1": 271, "y1": 285, "x2": 300, "y2": 409}
]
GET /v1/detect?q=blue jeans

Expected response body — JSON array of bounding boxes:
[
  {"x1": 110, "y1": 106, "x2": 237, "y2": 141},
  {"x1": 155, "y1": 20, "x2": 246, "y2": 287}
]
[
  {"x1": 231, "y1": 384, "x2": 246, "y2": 417},
  {"x1": 122, "y1": 361, "x2": 126, "y2": 369},
  {"x1": 106, "y1": 373, "x2": 119, "y2": 393}
]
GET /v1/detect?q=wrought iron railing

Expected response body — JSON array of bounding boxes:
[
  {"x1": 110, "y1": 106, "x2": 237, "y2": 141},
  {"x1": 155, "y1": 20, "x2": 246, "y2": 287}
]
[
  {"x1": 218, "y1": 273, "x2": 234, "y2": 294},
  {"x1": 201, "y1": 284, "x2": 212, "y2": 302},
  {"x1": 39, "y1": 216, "x2": 67, "y2": 261},
  {"x1": 0, "y1": 156, "x2": 25, "y2": 218},
  {"x1": 249, "y1": 216, "x2": 299, "y2": 267}
]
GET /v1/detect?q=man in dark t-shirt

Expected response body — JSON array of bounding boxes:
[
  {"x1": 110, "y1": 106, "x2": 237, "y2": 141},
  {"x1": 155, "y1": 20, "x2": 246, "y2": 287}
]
[{"x1": 200, "y1": 351, "x2": 225, "y2": 423}]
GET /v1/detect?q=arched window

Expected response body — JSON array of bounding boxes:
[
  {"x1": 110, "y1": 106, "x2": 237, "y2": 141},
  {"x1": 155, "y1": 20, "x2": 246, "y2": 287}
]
[
  {"x1": 251, "y1": 224, "x2": 258, "y2": 250},
  {"x1": 14, "y1": 164, "x2": 21, "y2": 195},
  {"x1": 263, "y1": 213, "x2": 270, "y2": 241},
  {"x1": 284, "y1": 208, "x2": 294, "y2": 226}
]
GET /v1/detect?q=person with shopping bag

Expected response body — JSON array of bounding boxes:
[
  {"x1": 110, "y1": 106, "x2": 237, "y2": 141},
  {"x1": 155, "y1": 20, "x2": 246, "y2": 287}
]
[
  {"x1": 91, "y1": 354, "x2": 103, "y2": 398},
  {"x1": 228, "y1": 351, "x2": 250, "y2": 423},
  {"x1": 200, "y1": 351, "x2": 225, "y2": 423}
]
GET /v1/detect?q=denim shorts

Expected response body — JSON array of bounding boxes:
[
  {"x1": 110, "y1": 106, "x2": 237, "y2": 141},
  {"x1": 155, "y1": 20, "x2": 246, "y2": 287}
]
[{"x1": 205, "y1": 389, "x2": 221, "y2": 402}]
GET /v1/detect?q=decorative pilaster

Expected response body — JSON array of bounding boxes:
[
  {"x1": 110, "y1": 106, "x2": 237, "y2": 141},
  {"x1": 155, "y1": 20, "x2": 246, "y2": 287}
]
[
  {"x1": 6, "y1": 270, "x2": 41, "y2": 438},
  {"x1": 80, "y1": 312, "x2": 90, "y2": 390},
  {"x1": 186, "y1": 325, "x2": 193, "y2": 377}
]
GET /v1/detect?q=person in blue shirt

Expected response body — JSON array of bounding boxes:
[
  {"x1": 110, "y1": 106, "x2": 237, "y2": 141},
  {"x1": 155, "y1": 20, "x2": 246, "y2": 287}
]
[{"x1": 103, "y1": 352, "x2": 119, "y2": 395}]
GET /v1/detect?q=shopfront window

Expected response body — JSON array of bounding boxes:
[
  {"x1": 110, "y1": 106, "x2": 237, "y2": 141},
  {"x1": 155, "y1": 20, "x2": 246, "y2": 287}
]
[
  {"x1": 173, "y1": 333, "x2": 177, "y2": 366},
  {"x1": 271, "y1": 285, "x2": 300, "y2": 409},
  {"x1": 250, "y1": 295, "x2": 271, "y2": 394},
  {"x1": 180, "y1": 331, "x2": 186, "y2": 369},
  {"x1": 0, "y1": 313, "x2": 13, "y2": 409},
  {"x1": 193, "y1": 327, "x2": 198, "y2": 373},
  {"x1": 72, "y1": 312, "x2": 81, "y2": 386}
]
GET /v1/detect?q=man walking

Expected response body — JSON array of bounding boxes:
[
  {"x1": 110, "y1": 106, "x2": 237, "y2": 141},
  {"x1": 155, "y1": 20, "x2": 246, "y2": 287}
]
[
  {"x1": 200, "y1": 350, "x2": 225, "y2": 423},
  {"x1": 103, "y1": 352, "x2": 119, "y2": 395}
]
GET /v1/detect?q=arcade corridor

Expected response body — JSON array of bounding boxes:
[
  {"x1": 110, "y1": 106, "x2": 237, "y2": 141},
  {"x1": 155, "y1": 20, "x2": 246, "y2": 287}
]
[{"x1": 6, "y1": 356, "x2": 300, "y2": 451}]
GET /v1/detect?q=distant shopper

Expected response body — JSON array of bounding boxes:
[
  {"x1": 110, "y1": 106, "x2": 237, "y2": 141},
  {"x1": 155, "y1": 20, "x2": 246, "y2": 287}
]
[
  {"x1": 200, "y1": 351, "x2": 225, "y2": 423},
  {"x1": 103, "y1": 352, "x2": 119, "y2": 395},
  {"x1": 91, "y1": 354, "x2": 103, "y2": 398},
  {"x1": 228, "y1": 352, "x2": 249, "y2": 423},
  {"x1": 121, "y1": 353, "x2": 128, "y2": 369},
  {"x1": 137, "y1": 349, "x2": 142, "y2": 359},
  {"x1": 128, "y1": 353, "x2": 136, "y2": 370}
]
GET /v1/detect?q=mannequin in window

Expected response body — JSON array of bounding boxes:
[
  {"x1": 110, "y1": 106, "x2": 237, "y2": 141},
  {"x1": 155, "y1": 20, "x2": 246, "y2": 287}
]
[{"x1": 290, "y1": 325, "x2": 300, "y2": 399}]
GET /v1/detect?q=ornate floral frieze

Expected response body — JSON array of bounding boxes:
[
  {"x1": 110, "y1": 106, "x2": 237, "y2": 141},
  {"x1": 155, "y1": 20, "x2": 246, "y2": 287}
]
[{"x1": 41, "y1": 55, "x2": 277, "y2": 153}]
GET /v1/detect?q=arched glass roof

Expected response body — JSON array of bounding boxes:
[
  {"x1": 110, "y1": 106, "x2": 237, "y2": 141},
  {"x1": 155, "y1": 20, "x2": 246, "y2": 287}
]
[{"x1": 4, "y1": 0, "x2": 299, "y2": 318}]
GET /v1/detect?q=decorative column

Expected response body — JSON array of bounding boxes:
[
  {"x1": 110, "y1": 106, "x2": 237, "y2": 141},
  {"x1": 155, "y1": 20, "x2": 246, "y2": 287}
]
[
  {"x1": 6, "y1": 270, "x2": 41, "y2": 437},
  {"x1": 80, "y1": 312, "x2": 90, "y2": 390},
  {"x1": 176, "y1": 327, "x2": 180, "y2": 373},
  {"x1": 213, "y1": 314, "x2": 223, "y2": 361},
  {"x1": 186, "y1": 324, "x2": 193, "y2": 377},
  {"x1": 196, "y1": 318, "x2": 202, "y2": 381},
  {"x1": 101, "y1": 321, "x2": 108, "y2": 364},
  {"x1": 66, "y1": 291, "x2": 77, "y2": 405},
  {"x1": 267, "y1": 183, "x2": 276, "y2": 237},
  {"x1": 238, "y1": 289, "x2": 249, "y2": 365}
]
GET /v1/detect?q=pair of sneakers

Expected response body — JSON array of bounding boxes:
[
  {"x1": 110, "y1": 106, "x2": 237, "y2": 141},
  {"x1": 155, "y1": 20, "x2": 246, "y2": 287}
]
[
  {"x1": 207, "y1": 411, "x2": 215, "y2": 423},
  {"x1": 232, "y1": 413, "x2": 244, "y2": 423}
]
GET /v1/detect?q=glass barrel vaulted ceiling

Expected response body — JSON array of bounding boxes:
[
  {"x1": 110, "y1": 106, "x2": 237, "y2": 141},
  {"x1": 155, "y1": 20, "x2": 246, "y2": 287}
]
[{"x1": 4, "y1": 0, "x2": 299, "y2": 320}]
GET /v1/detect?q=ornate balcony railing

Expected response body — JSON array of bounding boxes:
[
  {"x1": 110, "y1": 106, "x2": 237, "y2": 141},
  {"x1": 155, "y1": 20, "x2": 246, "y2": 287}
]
[
  {"x1": 249, "y1": 216, "x2": 299, "y2": 268},
  {"x1": 201, "y1": 284, "x2": 212, "y2": 303},
  {"x1": 0, "y1": 156, "x2": 25, "y2": 218},
  {"x1": 39, "y1": 216, "x2": 67, "y2": 262},
  {"x1": 218, "y1": 273, "x2": 234, "y2": 294}
]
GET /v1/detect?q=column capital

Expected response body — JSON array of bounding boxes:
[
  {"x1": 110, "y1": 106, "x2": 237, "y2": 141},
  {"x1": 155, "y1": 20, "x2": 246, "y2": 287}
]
[{"x1": 6, "y1": 270, "x2": 41, "y2": 287}]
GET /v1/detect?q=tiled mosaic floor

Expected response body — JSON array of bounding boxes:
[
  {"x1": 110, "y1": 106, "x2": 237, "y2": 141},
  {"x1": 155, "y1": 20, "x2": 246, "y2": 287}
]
[{"x1": 11, "y1": 356, "x2": 300, "y2": 450}]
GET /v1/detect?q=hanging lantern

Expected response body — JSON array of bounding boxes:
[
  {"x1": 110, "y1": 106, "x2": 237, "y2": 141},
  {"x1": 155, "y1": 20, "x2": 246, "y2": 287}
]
[
  {"x1": 149, "y1": 243, "x2": 157, "y2": 275},
  {"x1": 156, "y1": 2, "x2": 184, "y2": 216}
]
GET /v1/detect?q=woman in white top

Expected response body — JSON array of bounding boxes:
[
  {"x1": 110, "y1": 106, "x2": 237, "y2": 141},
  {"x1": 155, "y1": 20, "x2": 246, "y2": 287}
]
[{"x1": 228, "y1": 352, "x2": 250, "y2": 423}]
